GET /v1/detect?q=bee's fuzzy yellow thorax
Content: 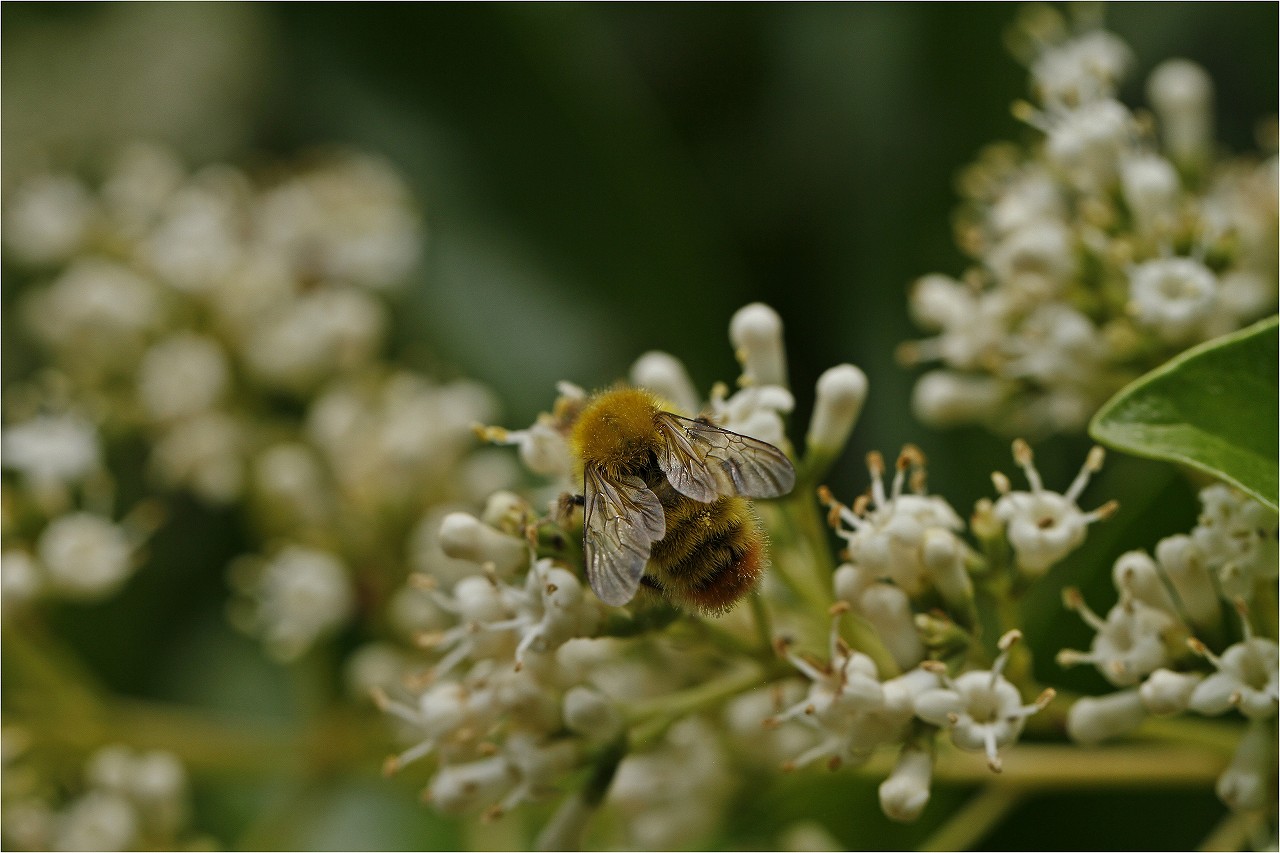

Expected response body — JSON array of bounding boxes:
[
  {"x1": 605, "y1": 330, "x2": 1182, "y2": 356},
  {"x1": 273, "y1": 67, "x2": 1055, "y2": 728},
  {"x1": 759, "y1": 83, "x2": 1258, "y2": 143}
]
[{"x1": 570, "y1": 387, "x2": 662, "y2": 477}]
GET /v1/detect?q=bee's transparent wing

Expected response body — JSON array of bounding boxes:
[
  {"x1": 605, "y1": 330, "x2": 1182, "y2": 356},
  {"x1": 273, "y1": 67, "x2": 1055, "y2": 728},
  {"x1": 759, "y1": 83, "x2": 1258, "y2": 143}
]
[
  {"x1": 582, "y1": 466, "x2": 666, "y2": 606},
  {"x1": 654, "y1": 412, "x2": 796, "y2": 502}
]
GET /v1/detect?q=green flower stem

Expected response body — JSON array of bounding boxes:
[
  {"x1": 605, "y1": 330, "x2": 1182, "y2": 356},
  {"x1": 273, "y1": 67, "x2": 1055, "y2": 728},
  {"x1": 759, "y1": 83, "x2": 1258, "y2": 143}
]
[
  {"x1": 918, "y1": 742, "x2": 1227, "y2": 787},
  {"x1": 749, "y1": 591, "x2": 774, "y2": 656},
  {"x1": 1198, "y1": 811, "x2": 1269, "y2": 853},
  {"x1": 3, "y1": 621, "x2": 108, "y2": 713},
  {"x1": 624, "y1": 660, "x2": 788, "y2": 748},
  {"x1": 919, "y1": 786, "x2": 1023, "y2": 852},
  {"x1": 535, "y1": 736, "x2": 627, "y2": 852}
]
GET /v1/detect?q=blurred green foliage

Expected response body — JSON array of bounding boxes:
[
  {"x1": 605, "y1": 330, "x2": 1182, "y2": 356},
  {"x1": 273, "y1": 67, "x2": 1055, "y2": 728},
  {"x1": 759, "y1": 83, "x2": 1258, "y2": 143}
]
[{"x1": 2, "y1": 3, "x2": 1276, "y2": 849}]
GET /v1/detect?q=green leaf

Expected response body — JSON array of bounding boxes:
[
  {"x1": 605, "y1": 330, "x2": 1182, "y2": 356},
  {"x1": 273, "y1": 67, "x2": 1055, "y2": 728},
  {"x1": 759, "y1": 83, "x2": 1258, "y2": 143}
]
[{"x1": 1089, "y1": 315, "x2": 1279, "y2": 510}]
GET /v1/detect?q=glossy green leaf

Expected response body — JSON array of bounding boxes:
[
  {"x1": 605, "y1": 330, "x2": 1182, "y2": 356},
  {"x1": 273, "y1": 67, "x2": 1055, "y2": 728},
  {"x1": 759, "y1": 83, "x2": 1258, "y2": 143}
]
[{"x1": 1090, "y1": 315, "x2": 1279, "y2": 510}]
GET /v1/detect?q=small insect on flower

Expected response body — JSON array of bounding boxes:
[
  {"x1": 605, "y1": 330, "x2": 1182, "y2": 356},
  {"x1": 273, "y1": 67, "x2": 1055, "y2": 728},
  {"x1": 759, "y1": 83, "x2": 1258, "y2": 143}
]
[{"x1": 566, "y1": 386, "x2": 796, "y2": 614}]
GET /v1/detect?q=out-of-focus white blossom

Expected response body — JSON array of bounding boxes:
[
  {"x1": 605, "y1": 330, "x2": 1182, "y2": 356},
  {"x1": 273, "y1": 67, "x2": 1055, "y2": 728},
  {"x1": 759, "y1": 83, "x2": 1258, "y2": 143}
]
[
  {"x1": 136, "y1": 332, "x2": 231, "y2": 422},
  {"x1": 630, "y1": 351, "x2": 701, "y2": 416},
  {"x1": 229, "y1": 545, "x2": 355, "y2": 662},
  {"x1": 903, "y1": 20, "x2": 1276, "y2": 437},
  {"x1": 2, "y1": 413, "x2": 101, "y2": 499},
  {"x1": 37, "y1": 512, "x2": 134, "y2": 599}
]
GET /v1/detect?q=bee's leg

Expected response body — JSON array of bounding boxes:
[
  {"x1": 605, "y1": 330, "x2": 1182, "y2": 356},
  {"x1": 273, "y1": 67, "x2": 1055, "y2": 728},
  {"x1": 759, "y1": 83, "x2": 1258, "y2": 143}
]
[{"x1": 555, "y1": 492, "x2": 585, "y2": 523}]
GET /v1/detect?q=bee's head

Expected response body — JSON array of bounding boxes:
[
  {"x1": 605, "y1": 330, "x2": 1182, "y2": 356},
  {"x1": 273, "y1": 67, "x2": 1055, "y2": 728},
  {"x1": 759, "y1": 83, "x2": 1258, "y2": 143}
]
[{"x1": 569, "y1": 387, "x2": 662, "y2": 477}]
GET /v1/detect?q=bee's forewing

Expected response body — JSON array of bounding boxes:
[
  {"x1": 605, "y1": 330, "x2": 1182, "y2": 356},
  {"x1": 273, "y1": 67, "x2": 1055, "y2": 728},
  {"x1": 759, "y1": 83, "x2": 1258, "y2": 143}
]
[
  {"x1": 655, "y1": 413, "x2": 796, "y2": 500},
  {"x1": 583, "y1": 467, "x2": 665, "y2": 606}
]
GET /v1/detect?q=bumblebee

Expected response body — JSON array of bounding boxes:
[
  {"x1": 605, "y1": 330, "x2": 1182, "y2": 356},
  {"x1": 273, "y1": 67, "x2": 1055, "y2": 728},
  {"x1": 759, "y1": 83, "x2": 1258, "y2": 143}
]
[{"x1": 567, "y1": 387, "x2": 795, "y2": 613}]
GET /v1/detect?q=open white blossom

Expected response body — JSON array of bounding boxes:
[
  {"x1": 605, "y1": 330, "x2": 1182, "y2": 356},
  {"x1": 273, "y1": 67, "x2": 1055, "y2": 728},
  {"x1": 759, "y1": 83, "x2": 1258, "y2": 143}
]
[{"x1": 992, "y1": 441, "x2": 1114, "y2": 576}]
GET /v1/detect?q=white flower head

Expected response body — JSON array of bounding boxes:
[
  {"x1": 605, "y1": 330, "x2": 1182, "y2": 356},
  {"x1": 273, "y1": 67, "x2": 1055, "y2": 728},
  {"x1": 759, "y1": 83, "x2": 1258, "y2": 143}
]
[
  {"x1": 707, "y1": 381, "x2": 793, "y2": 448},
  {"x1": 826, "y1": 446, "x2": 964, "y2": 596},
  {"x1": 1037, "y1": 97, "x2": 1136, "y2": 192},
  {"x1": 1058, "y1": 588, "x2": 1180, "y2": 687},
  {"x1": 1128, "y1": 257, "x2": 1219, "y2": 343},
  {"x1": 1187, "y1": 620, "x2": 1278, "y2": 721},
  {"x1": 2, "y1": 413, "x2": 101, "y2": 494},
  {"x1": 914, "y1": 631, "x2": 1053, "y2": 771},
  {"x1": 1190, "y1": 485, "x2": 1279, "y2": 602},
  {"x1": 1027, "y1": 26, "x2": 1134, "y2": 106},
  {"x1": 993, "y1": 441, "x2": 1115, "y2": 577},
  {"x1": 767, "y1": 606, "x2": 918, "y2": 772},
  {"x1": 229, "y1": 545, "x2": 355, "y2": 662},
  {"x1": 37, "y1": 512, "x2": 134, "y2": 600}
]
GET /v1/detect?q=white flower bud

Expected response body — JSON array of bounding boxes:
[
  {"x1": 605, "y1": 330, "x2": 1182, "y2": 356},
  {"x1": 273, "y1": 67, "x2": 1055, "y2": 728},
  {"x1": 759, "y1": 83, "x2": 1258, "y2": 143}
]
[
  {"x1": 1139, "y1": 668, "x2": 1203, "y2": 716},
  {"x1": 451, "y1": 575, "x2": 510, "y2": 624},
  {"x1": 833, "y1": 562, "x2": 874, "y2": 607},
  {"x1": 878, "y1": 747, "x2": 933, "y2": 822},
  {"x1": 1154, "y1": 535, "x2": 1220, "y2": 630},
  {"x1": 1066, "y1": 690, "x2": 1146, "y2": 745},
  {"x1": 1111, "y1": 550, "x2": 1176, "y2": 614},
  {"x1": 922, "y1": 528, "x2": 973, "y2": 608},
  {"x1": 344, "y1": 642, "x2": 413, "y2": 700},
  {"x1": 1120, "y1": 153, "x2": 1180, "y2": 234},
  {"x1": 1216, "y1": 721, "x2": 1271, "y2": 812},
  {"x1": 438, "y1": 512, "x2": 528, "y2": 577},
  {"x1": 805, "y1": 364, "x2": 867, "y2": 454},
  {"x1": 630, "y1": 351, "x2": 700, "y2": 415},
  {"x1": 881, "y1": 667, "x2": 942, "y2": 718},
  {"x1": 911, "y1": 371, "x2": 1005, "y2": 427},
  {"x1": 730, "y1": 303, "x2": 788, "y2": 389},
  {"x1": 563, "y1": 685, "x2": 623, "y2": 743},
  {"x1": 1147, "y1": 59, "x2": 1213, "y2": 168},
  {"x1": 858, "y1": 584, "x2": 924, "y2": 670},
  {"x1": 38, "y1": 513, "x2": 133, "y2": 599}
]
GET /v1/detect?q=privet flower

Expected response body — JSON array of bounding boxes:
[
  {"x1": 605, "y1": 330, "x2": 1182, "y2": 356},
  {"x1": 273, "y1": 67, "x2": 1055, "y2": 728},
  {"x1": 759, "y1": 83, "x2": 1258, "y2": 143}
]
[
  {"x1": 992, "y1": 440, "x2": 1115, "y2": 577},
  {"x1": 1058, "y1": 483, "x2": 1278, "y2": 813},
  {"x1": 901, "y1": 8, "x2": 1277, "y2": 436}
]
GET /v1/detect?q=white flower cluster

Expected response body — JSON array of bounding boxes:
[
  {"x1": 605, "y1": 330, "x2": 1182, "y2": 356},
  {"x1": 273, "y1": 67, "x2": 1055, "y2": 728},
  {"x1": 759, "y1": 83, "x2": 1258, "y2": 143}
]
[
  {"x1": 2, "y1": 143, "x2": 507, "y2": 664},
  {"x1": 763, "y1": 440, "x2": 1100, "y2": 819},
  {"x1": 902, "y1": 7, "x2": 1278, "y2": 436},
  {"x1": 1059, "y1": 484, "x2": 1278, "y2": 813},
  {"x1": 1, "y1": 740, "x2": 208, "y2": 852},
  {"x1": 369, "y1": 304, "x2": 873, "y2": 845}
]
